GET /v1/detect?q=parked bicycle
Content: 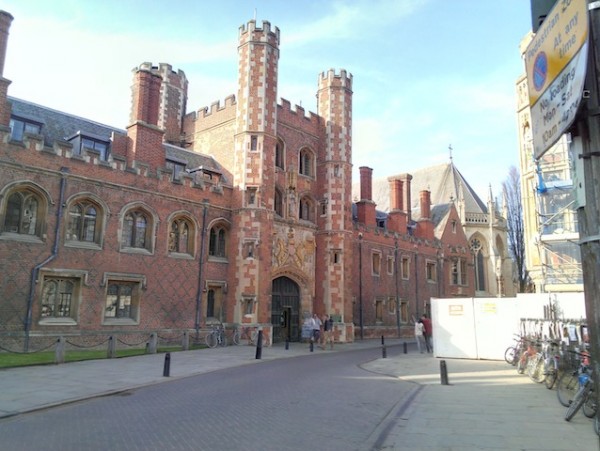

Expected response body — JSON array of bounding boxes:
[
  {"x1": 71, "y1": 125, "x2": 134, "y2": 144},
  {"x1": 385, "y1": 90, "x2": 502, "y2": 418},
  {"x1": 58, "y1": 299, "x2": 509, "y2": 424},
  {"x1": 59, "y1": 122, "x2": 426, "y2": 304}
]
[
  {"x1": 557, "y1": 349, "x2": 590, "y2": 408},
  {"x1": 543, "y1": 340, "x2": 563, "y2": 390},
  {"x1": 564, "y1": 364, "x2": 596, "y2": 421},
  {"x1": 504, "y1": 334, "x2": 527, "y2": 366},
  {"x1": 205, "y1": 324, "x2": 227, "y2": 348},
  {"x1": 231, "y1": 325, "x2": 270, "y2": 346}
]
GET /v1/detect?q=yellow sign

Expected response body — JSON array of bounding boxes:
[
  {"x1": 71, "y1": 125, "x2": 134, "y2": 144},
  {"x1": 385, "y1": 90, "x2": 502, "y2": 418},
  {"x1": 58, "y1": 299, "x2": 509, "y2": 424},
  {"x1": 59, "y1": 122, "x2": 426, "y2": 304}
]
[
  {"x1": 448, "y1": 305, "x2": 463, "y2": 316},
  {"x1": 525, "y1": 0, "x2": 589, "y2": 158},
  {"x1": 525, "y1": 0, "x2": 588, "y2": 106}
]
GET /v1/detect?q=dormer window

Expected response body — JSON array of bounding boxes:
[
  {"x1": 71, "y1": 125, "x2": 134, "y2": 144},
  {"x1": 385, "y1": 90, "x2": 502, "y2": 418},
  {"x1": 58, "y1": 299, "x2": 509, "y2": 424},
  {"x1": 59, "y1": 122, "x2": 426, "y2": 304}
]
[
  {"x1": 166, "y1": 159, "x2": 186, "y2": 181},
  {"x1": 9, "y1": 116, "x2": 42, "y2": 142},
  {"x1": 67, "y1": 132, "x2": 110, "y2": 161}
]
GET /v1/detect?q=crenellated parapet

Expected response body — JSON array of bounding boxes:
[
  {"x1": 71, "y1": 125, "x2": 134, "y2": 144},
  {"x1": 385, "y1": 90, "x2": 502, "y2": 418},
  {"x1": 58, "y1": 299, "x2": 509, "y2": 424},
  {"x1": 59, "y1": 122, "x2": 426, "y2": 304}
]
[
  {"x1": 195, "y1": 95, "x2": 237, "y2": 120},
  {"x1": 0, "y1": 126, "x2": 230, "y2": 196},
  {"x1": 318, "y1": 69, "x2": 353, "y2": 91},
  {"x1": 277, "y1": 98, "x2": 321, "y2": 129},
  {"x1": 238, "y1": 19, "x2": 280, "y2": 46}
]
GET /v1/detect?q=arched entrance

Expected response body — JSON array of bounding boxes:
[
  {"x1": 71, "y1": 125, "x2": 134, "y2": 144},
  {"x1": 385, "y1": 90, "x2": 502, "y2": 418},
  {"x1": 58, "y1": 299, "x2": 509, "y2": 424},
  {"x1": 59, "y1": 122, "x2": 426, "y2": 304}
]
[{"x1": 271, "y1": 276, "x2": 300, "y2": 343}]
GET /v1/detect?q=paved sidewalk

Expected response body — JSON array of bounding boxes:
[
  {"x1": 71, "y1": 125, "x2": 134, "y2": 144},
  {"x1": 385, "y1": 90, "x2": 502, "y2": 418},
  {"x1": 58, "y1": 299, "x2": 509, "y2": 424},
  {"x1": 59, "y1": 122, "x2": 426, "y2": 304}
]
[{"x1": 1, "y1": 339, "x2": 599, "y2": 450}]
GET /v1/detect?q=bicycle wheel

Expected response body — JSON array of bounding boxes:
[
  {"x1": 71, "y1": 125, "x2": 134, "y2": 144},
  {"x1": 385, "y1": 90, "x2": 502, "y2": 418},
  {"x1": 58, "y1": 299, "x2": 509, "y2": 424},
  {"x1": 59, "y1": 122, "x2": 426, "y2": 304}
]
[
  {"x1": 205, "y1": 332, "x2": 217, "y2": 348},
  {"x1": 544, "y1": 368, "x2": 558, "y2": 390},
  {"x1": 504, "y1": 346, "x2": 517, "y2": 365},
  {"x1": 528, "y1": 355, "x2": 545, "y2": 383},
  {"x1": 232, "y1": 329, "x2": 240, "y2": 346},
  {"x1": 565, "y1": 385, "x2": 589, "y2": 421},
  {"x1": 557, "y1": 371, "x2": 579, "y2": 407},
  {"x1": 219, "y1": 334, "x2": 228, "y2": 347},
  {"x1": 583, "y1": 392, "x2": 597, "y2": 418}
]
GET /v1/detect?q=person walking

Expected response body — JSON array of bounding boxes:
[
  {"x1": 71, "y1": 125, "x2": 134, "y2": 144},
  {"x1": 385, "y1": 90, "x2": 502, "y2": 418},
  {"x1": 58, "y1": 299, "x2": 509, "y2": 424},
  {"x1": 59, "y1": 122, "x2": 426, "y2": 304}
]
[
  {"x1": 322, "y1": 314, "x2": 334, "y2": 350},
  {"x1": 421, "y1": 314, "x2": 432, "y2": 353},
  {"x1": 414, "y1": 319, "x2": 426, "y2": 353},
  {"x1": 311, "y1": 313, "x2": 322, "y2": 345}
]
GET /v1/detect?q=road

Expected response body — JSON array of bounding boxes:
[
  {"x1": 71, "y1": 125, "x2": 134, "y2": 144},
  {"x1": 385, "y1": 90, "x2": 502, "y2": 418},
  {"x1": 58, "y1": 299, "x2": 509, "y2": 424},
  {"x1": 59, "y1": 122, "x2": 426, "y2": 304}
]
[{"x1": 0, "y1": 346, "x2": 415, "y2": 451}]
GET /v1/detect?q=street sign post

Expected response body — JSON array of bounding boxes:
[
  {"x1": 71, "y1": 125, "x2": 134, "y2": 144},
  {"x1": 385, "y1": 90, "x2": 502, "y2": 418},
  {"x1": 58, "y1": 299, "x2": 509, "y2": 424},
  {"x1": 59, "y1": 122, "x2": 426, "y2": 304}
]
[{"x1": 525, "y1": 0, "x2": 589, "y2": 159}]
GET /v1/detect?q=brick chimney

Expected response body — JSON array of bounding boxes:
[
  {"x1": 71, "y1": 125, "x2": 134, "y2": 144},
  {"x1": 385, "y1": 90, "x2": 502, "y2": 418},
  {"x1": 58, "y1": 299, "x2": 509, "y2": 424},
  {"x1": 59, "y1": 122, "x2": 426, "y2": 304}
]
[
  {"x1": 387, "y1": 176, "x2": 407, "y2": 233},
  {"x1": 356, "y1": 166, "x2": 376, "y2": 226},
  {"x1": 415, "y1": 189, "x2": 434, "y2": 239},
  {"x1": 420, "y1": 190, "x2": 431, "y2": 219},
  {"x1": 127, "y1": 63, "x2": 165, "y2": 171},
  {"x1": 0, "y1": 10, "x2": 13, "y2": 127}
]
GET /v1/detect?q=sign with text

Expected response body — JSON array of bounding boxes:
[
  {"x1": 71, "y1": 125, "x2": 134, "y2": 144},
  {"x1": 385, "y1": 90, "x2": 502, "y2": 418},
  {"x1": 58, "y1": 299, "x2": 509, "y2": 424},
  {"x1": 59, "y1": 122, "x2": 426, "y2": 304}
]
[{"x1": 525, "y1": 0, "x2": 589, "y2": 159}]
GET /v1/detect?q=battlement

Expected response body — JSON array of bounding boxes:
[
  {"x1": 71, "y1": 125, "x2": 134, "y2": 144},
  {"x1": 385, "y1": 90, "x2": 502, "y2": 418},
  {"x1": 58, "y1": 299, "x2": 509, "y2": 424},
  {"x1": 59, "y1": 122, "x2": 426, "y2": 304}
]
[
  {"x1": 318, "y1": 69, "x2": 353, "y2": 90},
  {"x1": 195, "y1": 95, "x2": 237, "y2": 119},
  {"x1": 131, "y1": 62, "x2": 187, "y2": 89},
  {"x1": 277, "y1": 98, "x2": 321, "y2": 128},
  {"x1": 0, "y1": 126, "x2": 230, "y2": 197},
  {"x1": 239, "y1": 19, "x2": 280, "y2": 46}
]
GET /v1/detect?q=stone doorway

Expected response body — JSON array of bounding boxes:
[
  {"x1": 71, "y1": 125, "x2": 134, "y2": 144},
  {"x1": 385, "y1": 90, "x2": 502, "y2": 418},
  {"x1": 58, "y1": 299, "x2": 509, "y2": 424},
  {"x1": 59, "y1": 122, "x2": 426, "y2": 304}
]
[{"x1": 271, "y1": 276, "x2": 300, "y2": 343}]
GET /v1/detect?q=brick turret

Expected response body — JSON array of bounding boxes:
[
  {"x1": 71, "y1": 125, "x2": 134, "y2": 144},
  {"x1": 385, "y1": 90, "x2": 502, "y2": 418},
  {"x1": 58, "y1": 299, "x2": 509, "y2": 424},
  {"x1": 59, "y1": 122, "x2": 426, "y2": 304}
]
[
  {"x1": 233, "y1": 20, "x2": 280, "y2": 324},
  {"x1": 316, "y1": 68, "x2": 353, "y2": 318}
]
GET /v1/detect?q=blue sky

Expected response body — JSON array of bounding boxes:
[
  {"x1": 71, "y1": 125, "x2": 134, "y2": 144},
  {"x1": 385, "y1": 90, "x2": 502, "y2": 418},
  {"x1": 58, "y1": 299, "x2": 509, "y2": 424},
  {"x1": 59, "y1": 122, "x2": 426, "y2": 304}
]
[{"x1": 2, "y1": 0, "x2": 532, "y2": 200}]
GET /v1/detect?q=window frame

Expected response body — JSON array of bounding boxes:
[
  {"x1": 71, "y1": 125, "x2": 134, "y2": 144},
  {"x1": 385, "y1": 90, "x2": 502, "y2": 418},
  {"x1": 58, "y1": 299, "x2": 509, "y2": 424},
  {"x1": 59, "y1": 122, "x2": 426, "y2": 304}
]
[
  {"x1": 9, "y1": 115, "x2": 42, "y2": 142},
  {"x1": 299, "y1": 147, "x2": 314, "y2": 178},
  {"x1": 426, "y1": 260, "x2": 437, "y2": 283},
  {"x1": 372, "y1": 251, "x2": 382, "y2": 277},
  {"x1": 119, "y1": 205, "x2": 156, "y2": 254},
  {"x1": 38, "y1": 269, "x2": 87, "y2": 325},
  {"x1": 208, "y1": 223, "x2": 228, "y2": 260},
  {"x1": 65, "y1": 196, "x2": 106, "y2": 249},
  {"x1": 101, "y1": 273, "x2": 145, "y2": 325},
  {"x1": 168, "y1": 215, "x2": 195, "y2": 257},
  {"x1": 299, "y1": 195, "x2": 315, "y2": 222},
  {"x1": 1, "y1": 184, "x2": 48, "y2": 241}
]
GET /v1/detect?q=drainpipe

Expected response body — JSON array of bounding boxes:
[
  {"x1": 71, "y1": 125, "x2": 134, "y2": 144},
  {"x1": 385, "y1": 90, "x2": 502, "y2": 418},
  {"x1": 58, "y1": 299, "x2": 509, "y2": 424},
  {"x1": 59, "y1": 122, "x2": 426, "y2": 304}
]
[
  {"x1": 24, "y1": 167, "x2": 69, "y2": 351},
  {"x1": 195, "y1": 200, "x2": 209, "y2": 339}
]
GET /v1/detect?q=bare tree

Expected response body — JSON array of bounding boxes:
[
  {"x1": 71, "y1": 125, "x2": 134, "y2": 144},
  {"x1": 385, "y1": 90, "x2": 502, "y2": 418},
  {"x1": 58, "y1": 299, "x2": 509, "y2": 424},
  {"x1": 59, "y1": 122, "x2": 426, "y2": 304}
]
[{"x1": 502, "y1": 166, "x2": 529, "y2": 292}]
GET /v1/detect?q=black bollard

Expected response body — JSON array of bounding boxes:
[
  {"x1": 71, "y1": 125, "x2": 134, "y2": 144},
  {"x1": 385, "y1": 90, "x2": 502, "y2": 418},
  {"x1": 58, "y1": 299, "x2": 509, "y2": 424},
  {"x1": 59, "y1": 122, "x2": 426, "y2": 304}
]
[
  {"x1": 381, "y1": 335, "x2": 385, "y2": 346},
  {"x1": 163, "y1": 352, "x2": 171, "y2": 377},
  {"x1": 403, "y1": 342, "x2": 408, "y2": 354},
  {"x1": 382, "y1": 345, "x2": 387, "y2": 358},
  {"x1": 440, "y1": 360, "x2": 449, "y2": 385},
  {"x1": 310, "y1": 341, "x2": 314, "y2": 352},
  {"x1": 255, "y1": 330, "x2": 263, "y2": 360},
  {"x1": 285, "y1": 338, "x2": 289, "y2": 350}
]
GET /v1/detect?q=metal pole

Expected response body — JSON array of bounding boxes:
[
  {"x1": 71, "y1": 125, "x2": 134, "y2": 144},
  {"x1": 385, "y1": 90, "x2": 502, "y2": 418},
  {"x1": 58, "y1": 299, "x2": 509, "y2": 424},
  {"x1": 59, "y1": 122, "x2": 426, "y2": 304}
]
[
  {"x1": 576, "y1": 0, "x2": 600, "y2": 429},
  {"x1": 394, "y1": 239, "x2": 401, "y2": 337},
  {"x1": 358, "y1": 233, "x2": 364, "y2": 340}
]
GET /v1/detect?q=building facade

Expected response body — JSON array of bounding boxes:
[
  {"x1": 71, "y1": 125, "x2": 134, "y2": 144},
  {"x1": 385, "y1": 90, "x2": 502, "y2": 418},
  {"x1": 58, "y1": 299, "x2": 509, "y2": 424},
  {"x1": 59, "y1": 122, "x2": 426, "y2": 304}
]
[
  {"x1": 0, "y1": 11, "x2": 476, "y2": 350},
  {"x1": 363, "y1": 161, "x2": 515, "y2": 299},
  {"x1": 516, "y1": 35, "x2": 583, "y2": 294}
]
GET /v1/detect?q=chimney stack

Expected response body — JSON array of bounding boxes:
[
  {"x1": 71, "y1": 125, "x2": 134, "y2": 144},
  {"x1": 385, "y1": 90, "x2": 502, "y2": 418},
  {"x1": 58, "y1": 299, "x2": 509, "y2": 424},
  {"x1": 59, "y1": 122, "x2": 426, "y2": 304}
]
[
  {"x1": 356, "y1": 166, "x2": 376, "y2": 226},
  {"x1": 126, "y1": 64, "x2": 165, "y2": 171},
  {"x1": 387, "y1": 176, "x2": 407, "y2": 233}
]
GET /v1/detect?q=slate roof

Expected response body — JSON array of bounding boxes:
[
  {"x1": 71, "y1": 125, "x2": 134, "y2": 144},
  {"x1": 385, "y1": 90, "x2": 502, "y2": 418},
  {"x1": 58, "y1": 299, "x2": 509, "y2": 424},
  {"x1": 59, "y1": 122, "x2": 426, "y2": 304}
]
[
  {"x1": 9, "y1": 96, "x2": 125, "y2": 147},
  {"x1": 8, "y1": 96, "x2": 227, "y2": 183}
]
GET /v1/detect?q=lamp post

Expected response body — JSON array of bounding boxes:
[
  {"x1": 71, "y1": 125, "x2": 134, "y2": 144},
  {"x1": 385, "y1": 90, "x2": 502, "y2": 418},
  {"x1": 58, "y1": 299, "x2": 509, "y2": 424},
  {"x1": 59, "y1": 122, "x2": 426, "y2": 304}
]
[
  {"x1": 358, "y1": 233, "x2": 364, "y2": 340},
  {"x1": 394, "y1": 238, "x2": 401, "y2": 337}
]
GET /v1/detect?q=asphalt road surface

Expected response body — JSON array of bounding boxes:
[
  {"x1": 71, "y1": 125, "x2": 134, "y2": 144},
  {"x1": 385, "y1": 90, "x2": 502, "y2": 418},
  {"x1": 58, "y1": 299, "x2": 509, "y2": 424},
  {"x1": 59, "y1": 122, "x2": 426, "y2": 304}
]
[{"x1": 0, "y1": 346, "x2": 415, "y2": 451}]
